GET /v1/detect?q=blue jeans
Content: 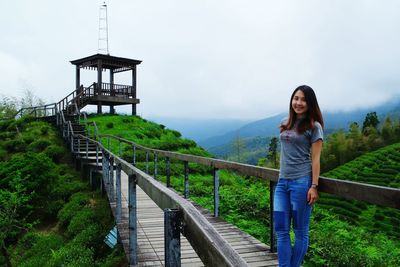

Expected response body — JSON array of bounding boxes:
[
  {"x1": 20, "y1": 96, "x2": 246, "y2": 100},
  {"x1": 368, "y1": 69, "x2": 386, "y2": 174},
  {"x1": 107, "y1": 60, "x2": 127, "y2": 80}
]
[{"x1": 273, "y1": 176, "x2": 312, "y2": 267}]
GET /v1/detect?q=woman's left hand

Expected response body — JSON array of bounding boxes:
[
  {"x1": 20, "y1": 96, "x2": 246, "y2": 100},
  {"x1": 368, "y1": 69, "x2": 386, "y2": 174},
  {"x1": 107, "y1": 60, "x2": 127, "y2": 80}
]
[{"x1": 307, "y1": 187, "x2": 319, "y2": 205}]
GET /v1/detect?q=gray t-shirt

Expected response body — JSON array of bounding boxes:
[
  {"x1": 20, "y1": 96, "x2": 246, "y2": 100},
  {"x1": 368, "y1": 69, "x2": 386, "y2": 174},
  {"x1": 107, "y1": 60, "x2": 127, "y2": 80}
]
[{"x1": 279, "y1": 118, "x2": 324, "y2": 179}]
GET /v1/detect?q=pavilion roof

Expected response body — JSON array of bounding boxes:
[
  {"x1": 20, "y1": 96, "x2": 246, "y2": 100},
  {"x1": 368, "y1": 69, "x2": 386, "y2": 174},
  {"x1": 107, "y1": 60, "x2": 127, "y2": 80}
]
[{"x1": 70, "y1": 53, "x2": 142, "y2": 73}]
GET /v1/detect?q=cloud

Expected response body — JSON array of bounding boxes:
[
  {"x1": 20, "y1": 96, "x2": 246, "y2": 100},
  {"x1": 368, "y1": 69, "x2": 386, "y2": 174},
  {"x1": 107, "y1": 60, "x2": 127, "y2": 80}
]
[{"x1": 1, "y1": 1, "x2": 400, "y2": 119}]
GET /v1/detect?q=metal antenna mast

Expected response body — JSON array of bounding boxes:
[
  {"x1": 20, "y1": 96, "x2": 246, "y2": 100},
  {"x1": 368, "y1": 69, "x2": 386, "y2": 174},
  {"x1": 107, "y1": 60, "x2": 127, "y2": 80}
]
[{"x1": 98, "y1": 1, "x2": 110, "y2": 55}]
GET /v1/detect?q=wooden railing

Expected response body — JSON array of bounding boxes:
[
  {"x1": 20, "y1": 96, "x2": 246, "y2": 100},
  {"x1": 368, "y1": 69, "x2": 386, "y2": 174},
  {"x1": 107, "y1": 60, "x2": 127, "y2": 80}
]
[
  {"x1": 56, "y1": 120, "x2": 400, "y2": 266},
  {"x1": 10, "y1": 101, "x2": 400, "y2": 266},
  {"x1": 60, "y1": 126, "x2": 249, "y2": 266},
  {"x1": 99, "y1": 82, "x2": 133, "y2": 98},
  {"x1": 99, "y1": 134, "x2": 400, "y2": 209},
  {"x1": 95, "y1": 133, "x2": 400, "y2": 253},
  {"x1": 12, "y1": 103, "x2": 57, "y2": 119}
]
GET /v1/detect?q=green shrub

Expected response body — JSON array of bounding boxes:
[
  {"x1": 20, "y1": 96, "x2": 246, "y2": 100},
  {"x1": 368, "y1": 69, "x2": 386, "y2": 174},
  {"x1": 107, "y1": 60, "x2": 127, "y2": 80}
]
[
  {"x1": 0, "y1": 152, "x2": 55, "y2": 204},
  {"x1": 44, "y1": 145, "x2": 66, "y2": 163},
  {"x1": 67, "y1": 208, "x2": 96, "y2": 238},
  {"x1": 40, "y1": 125, "x2": 50, "y2": 135},
  {"x1": 28, "y1": 139, "x2": 51, "y2": 152},
  {"x1": 12, "y1": 232, "x2": 64, "y2": 267},
  {"x1": 58, "y1": 192, "x2": 90, "y2": 228},
  {"x1": 3, "y1": 139, "x2": 26, "y2": 153},
  {"x1": 171, "y1": 130, "x2": 181, "y2": 138},
  {"x1": 72, "y1": 224, "x2": 103, "y2": 248},
  {"x1": 51, "y1": 175, "x2": 87, "y2": 202},
  {"x1": 47, "y1": 242, "x2": 95, "y2": 267},
  {"x1": 106, "y1": 122, "x2": 114, "y2": 128}
]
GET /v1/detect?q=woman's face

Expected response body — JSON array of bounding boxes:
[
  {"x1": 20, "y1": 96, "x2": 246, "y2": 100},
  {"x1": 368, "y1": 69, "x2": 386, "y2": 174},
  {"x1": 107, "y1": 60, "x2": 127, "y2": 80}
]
[{"x1": 291, "y1": 90, "x2": 308, "y2": 117}]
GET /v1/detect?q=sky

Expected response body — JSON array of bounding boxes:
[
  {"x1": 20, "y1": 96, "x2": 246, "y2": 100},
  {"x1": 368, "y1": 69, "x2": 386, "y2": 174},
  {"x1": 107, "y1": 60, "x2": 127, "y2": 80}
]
[{"x1": 1, "y1": 0, "x2": 400, "y2": 120}]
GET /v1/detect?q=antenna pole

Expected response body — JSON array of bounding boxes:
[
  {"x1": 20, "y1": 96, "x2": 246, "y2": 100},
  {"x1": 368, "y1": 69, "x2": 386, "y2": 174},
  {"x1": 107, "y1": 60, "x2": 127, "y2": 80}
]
[{"x1": 98, "y1": 1, "x2": 110, "y2": 55}]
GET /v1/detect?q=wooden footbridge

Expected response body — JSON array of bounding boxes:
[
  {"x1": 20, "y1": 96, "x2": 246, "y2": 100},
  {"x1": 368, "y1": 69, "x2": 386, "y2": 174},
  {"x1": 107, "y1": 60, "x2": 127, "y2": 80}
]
[
  {"x1": 9, "y1": 54, "x2": 400, "y2": 266},
  {"x1": 12, "y1": 100, "x2": 400, "y2": 266}
]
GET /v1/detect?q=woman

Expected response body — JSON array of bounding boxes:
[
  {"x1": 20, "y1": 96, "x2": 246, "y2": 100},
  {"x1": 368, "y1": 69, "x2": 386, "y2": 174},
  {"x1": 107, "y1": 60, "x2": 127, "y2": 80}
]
[{"x1": 274, "y1": 85, "x2": 324, "y2": 267}]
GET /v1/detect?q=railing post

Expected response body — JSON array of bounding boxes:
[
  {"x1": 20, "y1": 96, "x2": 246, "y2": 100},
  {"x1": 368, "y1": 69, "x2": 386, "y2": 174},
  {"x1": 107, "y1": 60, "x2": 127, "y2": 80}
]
[
  {"x1": 96, "y1": 143, "x2": 99, "y2": 167},
  {"x1": 213, "y1": 168, "x2": 220, "y2": 217},
  {"x1": 132, "y1": 145, "x2": 136, "y2": 166},
  {"x1": 154, "y1": 153, "x2": 158, "y2": 179},
  {"x1": 101, "y1": 155, "x2": 106, "y2": 196},
  {"x1": 166, "y1": 157, "x2": 171, "y2": 187},
  {"x1": 71, "y1": 135, "x2": 74, "y2": 153},
  {"x1": 164, "y1": 208, "x2": 181, "y2": 267},
  {"x1": 116, "y1": 164, "x2": 122, "y2": 223},
  {"x1": 105, "y1": 154, "x2": 110, "y2": 186},
  {"x1": 270, "y1": 180, "x2": 277, "y2": 253},
  {"x1": 119, "y1": 141, "x2": 122, "y2": 157},
  {"x1": 145, "y1": 151, "x2": 149, "y2": 174},
  {"x1": 86, "y1": 138, "x2": 89, "y2": 159},
  {"x1": 109, "y1": 157, "x2": 114, "y2": 202},
  {"x1": 184, "y1": 161, "x2": 189, "y2": 199},
  {"x1": 128, "y1": 174, "x2": 137, "y2": 265}
]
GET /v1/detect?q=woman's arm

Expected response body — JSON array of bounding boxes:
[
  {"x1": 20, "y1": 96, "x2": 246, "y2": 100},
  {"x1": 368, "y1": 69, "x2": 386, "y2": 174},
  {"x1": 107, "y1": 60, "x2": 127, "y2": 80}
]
[{"x1": 308, "y1": 139, "x2": 323, "y2": 205}]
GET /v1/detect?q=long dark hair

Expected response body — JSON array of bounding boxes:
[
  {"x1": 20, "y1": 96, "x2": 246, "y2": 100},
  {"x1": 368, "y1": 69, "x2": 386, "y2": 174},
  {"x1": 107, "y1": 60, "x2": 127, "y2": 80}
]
[{"x1": 280, "y1": 85, "x2": 324, "y2": 133}]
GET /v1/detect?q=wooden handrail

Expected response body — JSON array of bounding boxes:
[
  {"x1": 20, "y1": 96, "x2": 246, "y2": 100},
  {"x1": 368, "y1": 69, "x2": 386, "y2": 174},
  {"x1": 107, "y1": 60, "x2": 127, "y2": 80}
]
[
  {"x1": 73, "y1": 133, "x2": 249, "y2": 267},
  {"x1": 98, "y1": 134, "x2": 400, "y2": 209}
]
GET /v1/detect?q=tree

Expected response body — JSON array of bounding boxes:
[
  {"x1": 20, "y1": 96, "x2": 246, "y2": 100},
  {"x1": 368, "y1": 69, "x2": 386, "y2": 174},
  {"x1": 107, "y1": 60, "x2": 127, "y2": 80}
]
[
  {"x1": 381, "y1": 117, "x2": 395, "y2": 143},
  {"x1": 0, "y1": 173, "x2": 32, "y2": 267},
  {"x1": 267, "y1": 137, "x2": 279, "y2": 168},
  {"x1": 346, "y1": 122, "x2": 365, "y2": 159},
  {"x1": 0, "y1": 95, "x2": 18, "y2": 119},
  {"x1": 231, "y1": 132, "x2": 246, "y2": 163},
  {"x1": 362, "y1": 112, "x2": 380, "y2": 135},
  {"x1": 19, "y1": 89, "x2": 45, "y2": 109}
]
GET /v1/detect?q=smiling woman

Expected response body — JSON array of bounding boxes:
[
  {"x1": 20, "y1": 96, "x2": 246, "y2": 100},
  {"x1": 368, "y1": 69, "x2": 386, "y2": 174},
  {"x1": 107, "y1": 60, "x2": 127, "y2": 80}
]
[{"x1": 274, "y1": 85, "x2": 324, "y2": 267}]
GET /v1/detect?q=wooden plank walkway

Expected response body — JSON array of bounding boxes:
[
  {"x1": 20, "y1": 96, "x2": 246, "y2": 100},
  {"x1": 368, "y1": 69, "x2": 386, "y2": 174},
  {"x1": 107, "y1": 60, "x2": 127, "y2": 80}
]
[{"x1": 105, "y1": 170, "x2": 278, "y2": 267}]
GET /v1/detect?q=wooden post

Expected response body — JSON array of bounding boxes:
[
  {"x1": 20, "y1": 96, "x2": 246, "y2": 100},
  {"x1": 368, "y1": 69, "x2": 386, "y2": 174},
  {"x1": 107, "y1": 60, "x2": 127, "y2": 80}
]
[
  {"x1": 110, "y1": 69, "x2": 115, "y2": 114},
  {"x1": 119, "y1": 142, "x2": 122, "y2": 157},
  {"x1": 154, "y1": 153, "x2": 158, "y2": 179},
  {"x1": 109, "y1": 157, "x2": 114, "y2": 202},
  {"x1": 101, "y1": 156, "x2": 106, "y2": 196},
  {"x1": 166, "y1": 157, "x2": 171, "y2": 187},
  {"x1": 213, "y1": 168, "x2": 220, "y2": 217},
  {"x1": 96, "y1": 143, "x2": 99, "y2": 167},
  {"x1": 270, "y1": 181, "x2": 276, "y2": 253},
  {"x1": 184, "y1": 161, "x2": 189, "y2": 199},
  {"x1": 76, "y1": 65, "x2": 80, "y2": 90},
  {"x1": 86, "y1": 138, "x2": 89, "y2": 159},
  {"x1": 128, "y1": 174, "x2": 138, "y2": 265},
  {"x1": 145, "y1": 152, "x2": 149, "y2": 174},
  {"x1": 116, "y1": 164, "x2": 122, "y2": 223},
  {"x1": 132, "y1": 145, "x2": 136, "y2": 166},
  {"x1": 164, "y1": 209, "x2": 181, "y2": 267},
  {"x1": 132, "y1": 67, "x2": 137, "y2": 115}
]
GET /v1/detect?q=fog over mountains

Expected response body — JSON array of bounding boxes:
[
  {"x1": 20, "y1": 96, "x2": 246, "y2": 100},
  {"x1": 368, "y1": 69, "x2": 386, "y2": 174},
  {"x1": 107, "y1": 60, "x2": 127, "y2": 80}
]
[{"x1": 151, "y1": 97, "x2": 400, "y2": 151}]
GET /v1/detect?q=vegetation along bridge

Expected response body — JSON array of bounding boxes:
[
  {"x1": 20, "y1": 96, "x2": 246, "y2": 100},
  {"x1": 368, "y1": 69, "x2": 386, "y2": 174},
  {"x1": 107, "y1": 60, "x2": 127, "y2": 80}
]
[{"x1": 11, "y1": 92, "x2": 400, "y2": 266}]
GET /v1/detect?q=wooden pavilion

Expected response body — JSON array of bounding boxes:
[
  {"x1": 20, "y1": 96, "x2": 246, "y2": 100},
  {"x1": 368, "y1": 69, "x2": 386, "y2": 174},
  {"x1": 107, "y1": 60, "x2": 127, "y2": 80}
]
[{"x1": 70, "y1": 54, "x2": 142, "y2": 115}]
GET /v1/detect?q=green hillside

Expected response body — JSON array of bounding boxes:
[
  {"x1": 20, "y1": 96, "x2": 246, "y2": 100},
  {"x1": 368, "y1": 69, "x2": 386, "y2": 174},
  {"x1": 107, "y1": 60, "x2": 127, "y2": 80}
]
[
  {"x1": 86, "y1": 114, "x2": 400, "y2": 267},
  {"x1": 0, "y1": 117, "x2": 126, "y2": 266},
  {"x1": 320, "y1": 142, "x2": 400, "y2": 239}
]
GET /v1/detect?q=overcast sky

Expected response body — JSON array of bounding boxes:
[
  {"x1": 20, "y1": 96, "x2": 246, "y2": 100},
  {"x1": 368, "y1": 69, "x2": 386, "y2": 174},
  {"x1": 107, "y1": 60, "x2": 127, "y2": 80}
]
[{"x1": 1, "y1": 1, "x2": 399, "y2": 120}]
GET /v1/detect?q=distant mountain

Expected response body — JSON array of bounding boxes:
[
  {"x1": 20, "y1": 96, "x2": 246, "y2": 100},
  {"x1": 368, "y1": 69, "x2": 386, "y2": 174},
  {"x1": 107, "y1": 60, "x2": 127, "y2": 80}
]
[
  {"x1": 198, "y1": 113, "x2": 284, "y2": 149},
  {"x1": 200, "y1": 98, "x2": 400, "y2": 150},
  {"x1": 147, "y1": 117, "x2": 250, "y2": 142}
]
